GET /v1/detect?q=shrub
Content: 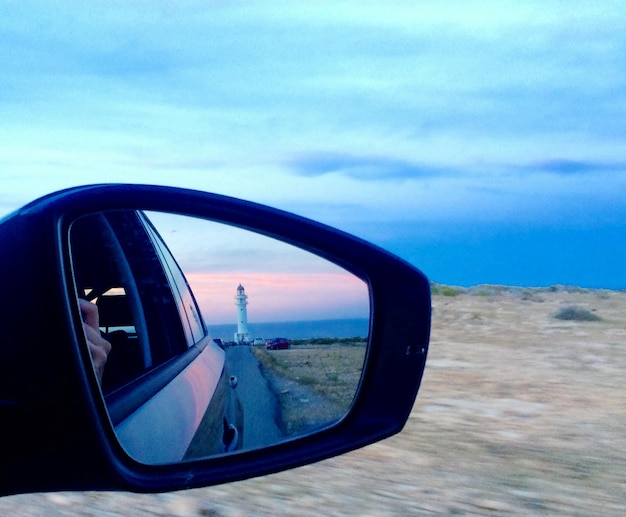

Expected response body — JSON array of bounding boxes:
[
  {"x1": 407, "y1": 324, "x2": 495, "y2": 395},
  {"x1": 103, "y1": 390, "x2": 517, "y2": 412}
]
[
  {"x1": 431, "y1": 283, "x2": 463, "y2": 297},
  {"x1": 553, "y1": 305, "x2": 601, "y2": 322},
  {"x1": 443, "y1": 286, "x2": 463, "y2": 297}
]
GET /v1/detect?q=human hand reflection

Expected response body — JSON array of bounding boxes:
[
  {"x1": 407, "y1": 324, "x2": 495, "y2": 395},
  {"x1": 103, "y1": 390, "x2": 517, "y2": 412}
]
[{"x1": 79, "y1": 299, "x2": 112, "y2": 384}]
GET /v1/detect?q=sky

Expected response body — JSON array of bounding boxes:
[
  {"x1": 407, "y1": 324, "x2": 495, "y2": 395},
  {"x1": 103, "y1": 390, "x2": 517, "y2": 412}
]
[
  {"x1": 1, "y1": 1, "x2": 625, "y2": 289},
  {"x1": 147, "y1": 212, "x2": 369, "y2": 324}
]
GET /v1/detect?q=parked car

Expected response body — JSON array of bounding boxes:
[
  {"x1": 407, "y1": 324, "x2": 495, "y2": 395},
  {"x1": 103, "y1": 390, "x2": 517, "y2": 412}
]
[
  {"x1": 0, "y1": 184, "x2": 430, "y2": 495},
  {"x1": 266, "y1": 338, "x2": 291, "y2": 350},
  {"x1": 253, "y1": 337, "x2": 266, "y2": 346}
]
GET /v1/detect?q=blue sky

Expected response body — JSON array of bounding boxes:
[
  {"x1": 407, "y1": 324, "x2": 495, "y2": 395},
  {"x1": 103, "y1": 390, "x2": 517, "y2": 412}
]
[{"x1": 1, "y1": 1, "x2": 625, "y2": 288}]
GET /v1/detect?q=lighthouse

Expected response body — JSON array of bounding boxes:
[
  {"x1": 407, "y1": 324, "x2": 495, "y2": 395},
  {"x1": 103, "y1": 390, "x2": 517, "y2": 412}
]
[{"x1": 234, "y1": 284, "x2": 249, "y2": 344}]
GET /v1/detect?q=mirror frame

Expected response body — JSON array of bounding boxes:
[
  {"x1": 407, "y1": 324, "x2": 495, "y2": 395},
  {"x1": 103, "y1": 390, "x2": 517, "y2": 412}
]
[{"x1": 0, "y1": 184, "x2": 430, "y2": 495}]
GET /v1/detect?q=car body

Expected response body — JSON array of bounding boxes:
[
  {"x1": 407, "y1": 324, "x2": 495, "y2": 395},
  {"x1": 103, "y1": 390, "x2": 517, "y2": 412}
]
[
  {"x1": 265, "y1": 337, "x2": 290, "y2": 350},
  {"x1": 252, "y1": 337, "x2": 266, "y2": 346}
]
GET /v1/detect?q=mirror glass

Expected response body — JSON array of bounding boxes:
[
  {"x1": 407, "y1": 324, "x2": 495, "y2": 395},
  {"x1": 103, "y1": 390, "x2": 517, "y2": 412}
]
[{"x1": 69, "y1": 210, "x2": 369, "y2": 464}]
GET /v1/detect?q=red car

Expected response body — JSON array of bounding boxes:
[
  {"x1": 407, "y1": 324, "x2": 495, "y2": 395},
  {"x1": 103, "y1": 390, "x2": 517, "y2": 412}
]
[{"x1": 266, "y1": 338, "x2": 291, "y2": 350}]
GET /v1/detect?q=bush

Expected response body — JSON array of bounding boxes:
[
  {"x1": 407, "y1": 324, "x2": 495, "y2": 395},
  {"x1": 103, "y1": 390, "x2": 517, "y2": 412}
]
[
  {"x1": 431, "y1": 283, "x2": 463, "y2": 297},
  {"x1": 553, "y1": 305, "x2": 602, "y2": 322}
]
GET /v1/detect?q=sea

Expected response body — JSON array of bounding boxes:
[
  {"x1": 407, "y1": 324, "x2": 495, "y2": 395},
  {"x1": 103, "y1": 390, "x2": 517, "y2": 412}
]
[{"x1": 207, "y1": 318, "x2": 369, "y2": 342}]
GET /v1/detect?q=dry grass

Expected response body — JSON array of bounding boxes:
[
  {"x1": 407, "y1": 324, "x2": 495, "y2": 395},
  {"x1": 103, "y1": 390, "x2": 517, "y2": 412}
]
[{"x1": 252, "y1": 341, "x2": 366, "y2": 434}]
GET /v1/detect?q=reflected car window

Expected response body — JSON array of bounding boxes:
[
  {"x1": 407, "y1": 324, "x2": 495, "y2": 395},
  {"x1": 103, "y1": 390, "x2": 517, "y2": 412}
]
[
  {"x1": 71, "y1": 211, "x2": 192, "y2": 391},
  {"x1": 142, "y1": 214, "x2": 206, "y2": 346}
]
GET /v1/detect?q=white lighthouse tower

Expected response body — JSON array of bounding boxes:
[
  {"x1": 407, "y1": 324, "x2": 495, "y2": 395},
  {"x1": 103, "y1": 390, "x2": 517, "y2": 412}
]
[{"x1": 234, "y1": 284, "x2": 249, "y2": 344}]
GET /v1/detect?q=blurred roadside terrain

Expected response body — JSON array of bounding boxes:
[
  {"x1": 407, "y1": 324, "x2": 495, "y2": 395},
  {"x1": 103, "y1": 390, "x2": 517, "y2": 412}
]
[{"x1": 2, "y1": 286, "x2": 625, "y2": 515}]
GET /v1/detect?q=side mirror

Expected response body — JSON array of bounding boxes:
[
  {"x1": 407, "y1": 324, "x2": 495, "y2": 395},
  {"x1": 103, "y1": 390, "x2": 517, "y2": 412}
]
[{"x1": 0, "y1": 184, "x2": 430, "y2": 495}]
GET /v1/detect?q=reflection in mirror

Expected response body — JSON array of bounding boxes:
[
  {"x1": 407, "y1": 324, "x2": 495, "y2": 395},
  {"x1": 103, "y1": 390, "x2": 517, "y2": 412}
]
[{"x1": 69, "y1": 210, "x2": 369, "y2": 465}]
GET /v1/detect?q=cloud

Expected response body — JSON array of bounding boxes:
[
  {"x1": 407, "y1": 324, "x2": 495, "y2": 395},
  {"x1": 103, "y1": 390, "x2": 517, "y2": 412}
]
[
  {"x1": 526, "y1": 159, "x2": 626, "y2": 175},
  {"x1": 288, "y1": 153, "x2": 452, "y2": 181}
]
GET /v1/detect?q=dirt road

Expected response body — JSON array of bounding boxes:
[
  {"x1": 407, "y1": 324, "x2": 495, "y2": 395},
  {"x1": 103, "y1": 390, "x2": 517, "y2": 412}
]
[
  {"x1": 2, "y1": 288, "x2": 625, "y2": 515},
  {"x1": 225, "y1": 346, "x2": 284, "y2": 449}
]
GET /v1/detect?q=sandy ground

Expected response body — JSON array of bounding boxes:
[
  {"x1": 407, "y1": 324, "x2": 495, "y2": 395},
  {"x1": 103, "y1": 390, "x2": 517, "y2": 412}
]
[{"x1": 2, "y1": 289, "x2": 625, "y2": 515}]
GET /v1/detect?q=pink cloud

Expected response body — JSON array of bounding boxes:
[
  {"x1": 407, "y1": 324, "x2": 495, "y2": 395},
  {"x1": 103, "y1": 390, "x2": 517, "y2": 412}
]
[{"x1": 185, "y1": 271, "x2": 369, "y2": 324}]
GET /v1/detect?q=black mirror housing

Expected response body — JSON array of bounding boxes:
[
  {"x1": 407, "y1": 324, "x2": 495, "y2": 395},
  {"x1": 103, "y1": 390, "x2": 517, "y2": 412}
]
[{"x1": 0, "y1": 184, "x2": 430, "y2": 496}]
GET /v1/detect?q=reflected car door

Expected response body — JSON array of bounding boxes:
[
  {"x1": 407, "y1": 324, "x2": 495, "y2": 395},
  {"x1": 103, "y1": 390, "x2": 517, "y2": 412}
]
[{"x1": 71, "y1": 210, "x2": 242, "y2": 464}]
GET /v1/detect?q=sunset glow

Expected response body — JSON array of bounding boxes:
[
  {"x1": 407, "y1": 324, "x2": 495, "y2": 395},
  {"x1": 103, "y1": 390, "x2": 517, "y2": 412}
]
[{"x1": 185, "y1": 271, "x2": 369, "y2": 324}]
